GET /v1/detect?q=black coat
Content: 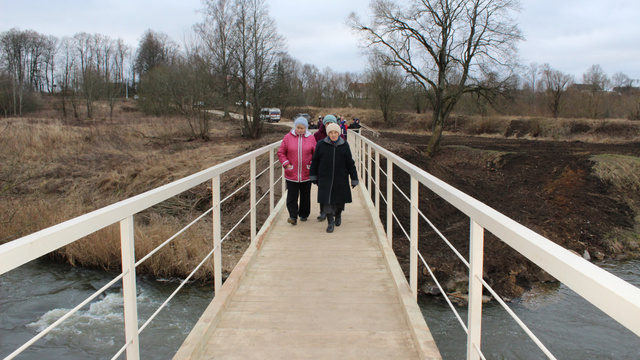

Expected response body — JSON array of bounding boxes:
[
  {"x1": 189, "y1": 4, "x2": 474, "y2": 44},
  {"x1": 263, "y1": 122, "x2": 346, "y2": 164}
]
[{"x1": 309, "y1": 136, "x2": 358, "y2": 205}]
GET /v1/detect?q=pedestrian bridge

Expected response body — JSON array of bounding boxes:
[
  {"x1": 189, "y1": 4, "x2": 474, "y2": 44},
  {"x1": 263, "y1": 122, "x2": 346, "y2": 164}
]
[
  {"x1": 173, "y1": 184, "x2": 439, "y2": 359},
  {"x1": 1, "y1": 130, "x2": 639, "y2": 360}
]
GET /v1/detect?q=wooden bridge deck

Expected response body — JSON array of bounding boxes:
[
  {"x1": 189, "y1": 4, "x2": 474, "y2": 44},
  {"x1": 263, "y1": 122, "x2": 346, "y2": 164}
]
[{"x1": 173, "y1": 186, "x2": 441, "y2": 360}]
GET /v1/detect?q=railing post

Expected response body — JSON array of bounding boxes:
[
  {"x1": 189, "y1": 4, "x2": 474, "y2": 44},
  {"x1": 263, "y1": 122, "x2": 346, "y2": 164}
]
[
  {"x1": 375, "y1": 150, "x2": 380, "y2": 213},
  {"x1": 356, "y1": 136, "x2": 364, "y2": 180},
  {"x1": 360, "y1": 137, "x2": 365, "y2": 181},
  {"x1": 387, "y1": 158, "x2": 393, "y2": 246},
  {"x1": 250, "y1": 157, "x2": 257, "y2": 242},
  {"x1": 349, "y1": 135, "x2": 360, "y2": 173},
  {"x1": 212, "y1": 176, "x2": 222, "y2": 293},
  {"x1": 269, "y1": 148, "x2": 275, "y2": 213},
  {"x1": 120, "y1": 216, "x2": 140, "y2": 360},
  {"x1": 281, "y1": 156, "x2": 286, "y2": 199},
  {"x1": 467, "y1": 220, "x2": 485, "y2": 360},
  {"x1": 367, "y1": 143, "x2": 372, "y2": 197},
  {"x1": 410, "y1": 177, "x2": 418, "y2": 300}
]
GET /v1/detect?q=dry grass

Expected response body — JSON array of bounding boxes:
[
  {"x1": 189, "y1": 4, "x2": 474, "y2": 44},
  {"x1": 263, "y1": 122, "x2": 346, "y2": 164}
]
[
  {"x1": 591, "y1": 154, "x2": 640, "y2": 254},
  {"x1": 0, "y1": 98, "x2": 274, "y2": 281},
  {"x1": 591, "y1": 154, "x2": 640, "y2": 192},
  {"x1": 443, "y1": 145, "x2": 512, "y2": 169}
]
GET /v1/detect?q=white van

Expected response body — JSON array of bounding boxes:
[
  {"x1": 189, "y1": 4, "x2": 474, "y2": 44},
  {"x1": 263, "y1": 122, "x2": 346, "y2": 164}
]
[{"x1": 260, "y1": 108, "x2": 281, "y2": 122}]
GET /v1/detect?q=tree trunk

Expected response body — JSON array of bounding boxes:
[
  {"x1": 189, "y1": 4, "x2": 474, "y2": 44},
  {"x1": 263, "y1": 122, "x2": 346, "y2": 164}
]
[{"x1": 425, "y1": 109, "x2": 446, "y2": 157}]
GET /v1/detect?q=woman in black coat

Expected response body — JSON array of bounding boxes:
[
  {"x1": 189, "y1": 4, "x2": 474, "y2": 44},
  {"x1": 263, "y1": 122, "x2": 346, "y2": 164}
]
[{"x1": 309, "y1": 123, "x2": 359, "y2": 233}]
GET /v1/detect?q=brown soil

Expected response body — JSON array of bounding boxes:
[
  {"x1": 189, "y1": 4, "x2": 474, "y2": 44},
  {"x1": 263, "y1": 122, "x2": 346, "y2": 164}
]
[{"x1": 373, "y1": 132, "x2": 640, "y2": 299}]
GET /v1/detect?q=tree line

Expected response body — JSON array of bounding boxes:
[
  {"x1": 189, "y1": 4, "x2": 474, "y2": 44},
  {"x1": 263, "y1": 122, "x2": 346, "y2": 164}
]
[{"x1": 1, "y1": 0, "x2": 638, "y2": 145}]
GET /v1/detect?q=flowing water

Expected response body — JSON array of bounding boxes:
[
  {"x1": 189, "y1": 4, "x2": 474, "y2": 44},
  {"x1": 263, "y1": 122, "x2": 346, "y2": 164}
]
[
  {"x1": 1, "y1": 259, "x2": 639, "y2": 359},
  {"x1": 420, "y1": 259, "x2": 640, "y2": 359},
  {"x1": 0, "y1": 259, "x2": 212, "y2": 359}
]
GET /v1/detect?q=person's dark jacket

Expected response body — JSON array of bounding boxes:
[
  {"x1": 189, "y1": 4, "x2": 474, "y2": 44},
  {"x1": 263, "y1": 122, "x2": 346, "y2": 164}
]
[{"x1": 309, "y1": 136, "x2": 359, "y2": 205}]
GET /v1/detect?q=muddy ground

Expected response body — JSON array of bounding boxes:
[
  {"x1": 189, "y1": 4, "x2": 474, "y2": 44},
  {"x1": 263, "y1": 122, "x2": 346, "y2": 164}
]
[{"x1": 371, "y1": 132, "x2": 640, "y2": 299}]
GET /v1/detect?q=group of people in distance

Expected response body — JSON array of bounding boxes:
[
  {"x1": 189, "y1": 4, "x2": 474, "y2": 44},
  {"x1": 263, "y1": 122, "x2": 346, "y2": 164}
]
[{"x1": 277, "y1": 114, "x2": 359, "y2": 233}]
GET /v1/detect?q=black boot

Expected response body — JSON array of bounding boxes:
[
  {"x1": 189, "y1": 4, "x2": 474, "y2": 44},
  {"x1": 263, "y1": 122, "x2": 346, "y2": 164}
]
[
  {"x1": 326, "y1": 214, "x2": 335, "y2": 233},
  {"x1": 335, "y1": 211, "x2": 342, "y2": 227},
  {"x1": 317, "y1": 204, "x2": 326, "y2": 221}
]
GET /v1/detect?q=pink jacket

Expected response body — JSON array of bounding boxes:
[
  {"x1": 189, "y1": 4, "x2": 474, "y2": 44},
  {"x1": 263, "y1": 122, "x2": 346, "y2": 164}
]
[{"x1": 278, "y1": 129, "x2": 316, "y2": 182}]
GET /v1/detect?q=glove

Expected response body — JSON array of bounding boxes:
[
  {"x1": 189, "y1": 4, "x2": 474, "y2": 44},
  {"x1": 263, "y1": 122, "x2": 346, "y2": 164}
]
[
  {"x1": 310, "y1": 176, "x2": 318, "y2": 185},
  {"x1": 351, "y1": 179, "x2": 359, "y2": 188}
]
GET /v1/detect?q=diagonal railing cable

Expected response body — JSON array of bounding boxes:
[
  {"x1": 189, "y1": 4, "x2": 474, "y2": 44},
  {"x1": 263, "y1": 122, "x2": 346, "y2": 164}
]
[
  {"x1": 131, "y1": 161, "x2": 282, "y2": 356},
  {"x1": 364, "y1": 140, "x2": 563, "y2": 359},
  {"x1": 374, "y1": 151, "x2": 558, "y2": 358},
  {"x1": 350, "y1": 131, "x2": 640, "y2": 360},
  {"x1": 361, "y1": 135, "x2": 553, "y2": 359}
]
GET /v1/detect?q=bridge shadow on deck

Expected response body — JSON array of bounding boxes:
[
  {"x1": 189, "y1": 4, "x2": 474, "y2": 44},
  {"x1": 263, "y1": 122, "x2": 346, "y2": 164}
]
[{"x1": 173, "y1": 185, "x2": 441, "y2": 360}]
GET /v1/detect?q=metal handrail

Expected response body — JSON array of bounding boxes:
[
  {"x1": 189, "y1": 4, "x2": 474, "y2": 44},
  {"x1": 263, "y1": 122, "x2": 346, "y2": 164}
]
[
  {"x1": 0, "y1": 141, "x2": 284, "y2": 360},
  {"x1": 350, "y1": 131, "x2": 640, "y2": 360},
  {"x1": 355, "y1": 124, "x2": 380, "y2": 137}
]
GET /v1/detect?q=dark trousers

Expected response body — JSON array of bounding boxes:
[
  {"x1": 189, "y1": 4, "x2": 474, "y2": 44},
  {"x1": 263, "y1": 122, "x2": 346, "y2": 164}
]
[{"x1": 286, "y1": 180, "x2": 312, "y2": 219}]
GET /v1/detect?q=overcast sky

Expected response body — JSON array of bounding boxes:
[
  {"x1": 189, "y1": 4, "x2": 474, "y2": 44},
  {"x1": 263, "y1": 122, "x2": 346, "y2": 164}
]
[{"x1": 1, "y1": 0, "x2": 639, "y2": 81}]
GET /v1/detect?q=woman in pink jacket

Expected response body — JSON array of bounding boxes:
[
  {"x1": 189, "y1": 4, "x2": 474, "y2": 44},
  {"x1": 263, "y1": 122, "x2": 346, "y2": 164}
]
[{"x1": 278, "y1": 117, "x2": 317, "y2": 225}]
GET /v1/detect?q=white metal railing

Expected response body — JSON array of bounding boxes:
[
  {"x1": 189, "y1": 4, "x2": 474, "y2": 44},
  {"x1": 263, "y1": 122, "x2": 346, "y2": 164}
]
[
  {"x1": 350, "y1": 131, "x2": 640, "y2": 360},
  {"x1": 0, "y1": 140, "x2": 285, "y2": 360},
  {"x1": 356, "y1": 124, "x2": 380, "y2": 138}
]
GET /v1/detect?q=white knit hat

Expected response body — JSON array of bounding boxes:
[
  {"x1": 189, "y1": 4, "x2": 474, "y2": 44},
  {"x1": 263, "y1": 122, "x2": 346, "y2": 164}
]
[{"x1": 326, "y1": 123, "x2": 341, "y2": 134}]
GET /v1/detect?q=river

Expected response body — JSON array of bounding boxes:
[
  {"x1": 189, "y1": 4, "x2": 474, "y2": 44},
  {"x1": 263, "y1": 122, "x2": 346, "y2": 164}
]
[{"x1": 1, "y1": 259, "x2": 638, "y2": 359}]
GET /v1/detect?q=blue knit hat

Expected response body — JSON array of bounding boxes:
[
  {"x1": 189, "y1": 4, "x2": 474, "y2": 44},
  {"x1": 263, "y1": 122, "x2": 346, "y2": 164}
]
[
  {"x1": 322, "y1": 115, "x2": 337, "y2": 124},
  {"x1": 293, "y1": 116, "x2": 308, "y2": 129}
]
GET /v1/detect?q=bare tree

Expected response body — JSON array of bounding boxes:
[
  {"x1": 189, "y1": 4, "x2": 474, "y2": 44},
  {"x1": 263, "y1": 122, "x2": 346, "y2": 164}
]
[
  {"x1": 301, "y1": 64, "x2": 323, "y2": 106},
  {"x1": 197, "y1": 0, "x2": 237, "y2": 119},
  {"x1": 1, "y1": 28, "x2": 28, "y2": 115},
  {"x1": 541, "y1": 63, "x2": 573, "y2": 118},
  {"x1": 231, "y1": 0, "x2": 285, "y2": 138},
  {"x1": 56, "y1": 37, "x2": 77, "y2": 118},
  {"x1": 582, "y1": 64, "x2": 610, "y2": 118},
  {"x1": 611, "y1": 72, "x2": 635, "y2": 89},
  {"x1": 266, "y1": 53, "x2": 303, "y2": 112},
  {"x1": 366, "y1": 56, "x2": 404, "y2": 126},
  {"x1": 350, "y1": 0, "x2": 523, "y2": 156},
  {"x1": 43, "y1": 35, "x2": 59, "y2": 93}
]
